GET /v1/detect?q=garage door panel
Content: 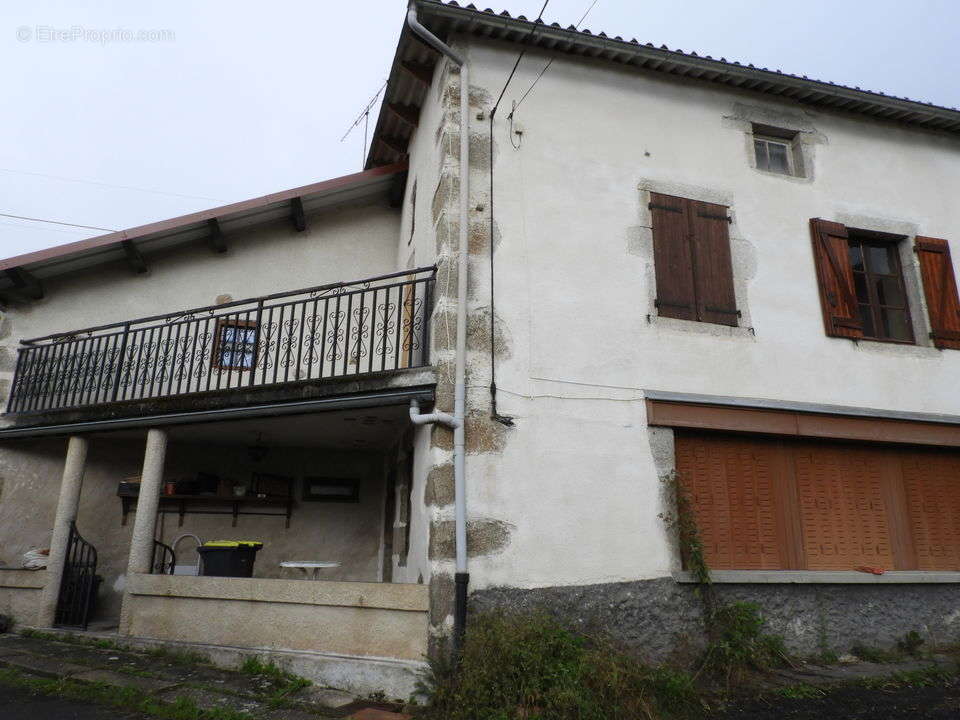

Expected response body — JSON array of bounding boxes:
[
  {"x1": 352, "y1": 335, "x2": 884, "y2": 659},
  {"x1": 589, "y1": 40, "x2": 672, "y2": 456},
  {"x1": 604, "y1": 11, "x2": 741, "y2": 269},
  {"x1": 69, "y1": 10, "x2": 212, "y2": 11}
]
[
  {"x1": 675, "y1": 433, "x2": 960, "y2": 573},
  {"x1": 677, "y1": 435, "x2": 782, "y2": 570},
  {"x1": 795, "y1": 447, "x2": 893, "y2": 571},
  {"x1": 902, "y1": 451, "x2": 960, "y2": 571}
]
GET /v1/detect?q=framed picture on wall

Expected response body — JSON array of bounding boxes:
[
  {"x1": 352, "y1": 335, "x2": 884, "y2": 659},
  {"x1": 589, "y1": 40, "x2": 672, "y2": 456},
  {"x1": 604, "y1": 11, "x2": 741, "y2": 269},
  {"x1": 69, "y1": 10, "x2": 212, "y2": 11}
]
[{"x1": 302, "y1": 477, "x2": 360, "y2": 503}]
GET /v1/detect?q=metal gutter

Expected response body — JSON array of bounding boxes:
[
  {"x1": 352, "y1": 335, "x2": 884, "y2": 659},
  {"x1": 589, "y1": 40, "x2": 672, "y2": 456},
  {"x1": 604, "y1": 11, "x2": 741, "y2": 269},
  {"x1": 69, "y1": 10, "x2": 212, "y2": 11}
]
[
  {"x1": 643, "y1": 389, "x2": 960, "y2": 426},
  {"x1": 0, "y1": 387, "x2": 435, "y2": 440}
]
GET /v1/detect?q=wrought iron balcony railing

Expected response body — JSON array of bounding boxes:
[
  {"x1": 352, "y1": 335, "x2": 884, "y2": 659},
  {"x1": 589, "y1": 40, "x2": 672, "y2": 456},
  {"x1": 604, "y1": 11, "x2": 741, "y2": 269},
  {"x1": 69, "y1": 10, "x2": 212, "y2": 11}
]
[{"x1": 7, "y1": 266, "x2": 435, "y2": 415}]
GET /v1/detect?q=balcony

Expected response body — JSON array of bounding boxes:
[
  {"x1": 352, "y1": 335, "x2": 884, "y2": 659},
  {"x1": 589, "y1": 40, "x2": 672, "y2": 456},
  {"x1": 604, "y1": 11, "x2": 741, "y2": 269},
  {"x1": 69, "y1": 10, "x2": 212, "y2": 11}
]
[{"x1": 7, "y1": 267, "x2": 436, "y2": 416}]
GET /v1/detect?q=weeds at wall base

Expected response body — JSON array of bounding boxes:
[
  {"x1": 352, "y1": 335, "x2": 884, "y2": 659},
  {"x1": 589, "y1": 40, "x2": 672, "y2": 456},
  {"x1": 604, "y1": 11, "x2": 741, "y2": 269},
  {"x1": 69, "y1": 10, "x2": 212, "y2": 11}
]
[{"x1": 418, "y1": 611, "x2": 702, "y2": 719}]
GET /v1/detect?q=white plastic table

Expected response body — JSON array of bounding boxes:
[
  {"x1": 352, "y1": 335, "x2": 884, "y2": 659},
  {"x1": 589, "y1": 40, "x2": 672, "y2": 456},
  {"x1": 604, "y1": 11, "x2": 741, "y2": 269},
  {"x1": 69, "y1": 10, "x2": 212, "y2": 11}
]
[{"x1": 279, "y1": 560, "x2": 341, "y2": 580}]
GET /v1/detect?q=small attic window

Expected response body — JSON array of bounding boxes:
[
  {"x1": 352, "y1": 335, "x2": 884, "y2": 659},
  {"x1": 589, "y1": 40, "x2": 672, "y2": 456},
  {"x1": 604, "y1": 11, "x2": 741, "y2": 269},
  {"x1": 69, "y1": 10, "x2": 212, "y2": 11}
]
[{"x1": 752, "y1": 124, "x2": 801, "y2": 176}]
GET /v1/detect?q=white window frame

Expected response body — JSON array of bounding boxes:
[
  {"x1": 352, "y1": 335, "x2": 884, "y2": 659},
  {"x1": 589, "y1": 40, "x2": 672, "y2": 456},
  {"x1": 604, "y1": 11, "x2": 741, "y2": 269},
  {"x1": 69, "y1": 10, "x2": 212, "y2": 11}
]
[{"x1": 753, "y1": 134, "x2": 796, "y2": 176}]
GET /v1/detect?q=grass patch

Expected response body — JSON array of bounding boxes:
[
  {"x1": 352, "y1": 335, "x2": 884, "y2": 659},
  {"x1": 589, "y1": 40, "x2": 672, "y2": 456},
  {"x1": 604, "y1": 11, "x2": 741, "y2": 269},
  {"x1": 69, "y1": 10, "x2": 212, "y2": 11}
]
[
  {"x1": 143, "y1": 645, "x2": 213, "y2": 667},
  {"x1": 20, "y1": 628, "x2": 68, "y2": 643},
  {"x1": 850, "y1": 643, "x2": 902, "y2": 664},
  {"x1": 418, "y1": 610, "x2": 700, "y2": 720},
  {"x1": 700, "y1": 602, "x2": 789, "y2": 684},
  {"x1": 776, "y1": 684, "x2": 825, "y2": 699},
  {"x1": 896, "y1": 630, "x2": 925, "y2": 657},
  {"x1": 0, "y1": 666, "x2": 254, "y2": 720},
  {"x1": 238, "y1": 656, "x2": 310, "y2": 705},
  {"x1": 859, "y1": 666, "x2": 955, "y2": 690}
]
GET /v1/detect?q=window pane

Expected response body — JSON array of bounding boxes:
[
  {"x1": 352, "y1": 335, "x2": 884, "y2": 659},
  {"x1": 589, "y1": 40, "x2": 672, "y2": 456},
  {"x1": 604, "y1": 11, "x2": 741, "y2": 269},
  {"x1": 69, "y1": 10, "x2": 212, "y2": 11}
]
[
  {"x1": 874, "y1": 276, "x2": 906, "y2": 307},
  {"x1": 754, "y1": 140, "x2": 768, "y2": 170},
  {"x1": 848, "y1": 244, "x2": 864, "y2": 272},
  {"x1": 881, "y1": 307, "x2": 911, "y2": 341},
  {"x1": 767, "y1": 142, "x2": 790, "y2": 174},
  {"x1": 866, "y1": 244, "x2": 893, "y2": 275},
  {"x1": 853, "y1": 273, "x2": 869, "y2": 304},
  {"x1": 858, "y1": 304, "x2": 876, "y2": 338}
]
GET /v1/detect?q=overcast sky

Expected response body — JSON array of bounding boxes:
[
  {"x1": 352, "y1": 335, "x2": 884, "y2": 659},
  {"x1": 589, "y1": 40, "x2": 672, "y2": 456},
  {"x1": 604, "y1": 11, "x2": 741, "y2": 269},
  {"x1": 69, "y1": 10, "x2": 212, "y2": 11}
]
[{"x1": 1, "y1": 0, "x2": 956, "y2": 258}]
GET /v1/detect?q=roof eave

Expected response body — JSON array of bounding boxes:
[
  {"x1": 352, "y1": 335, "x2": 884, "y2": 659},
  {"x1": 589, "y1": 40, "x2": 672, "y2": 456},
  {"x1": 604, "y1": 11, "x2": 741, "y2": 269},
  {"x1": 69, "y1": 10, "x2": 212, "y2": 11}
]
[{"x1": 365, "y1": 0, "x2": 960, "y2": 169}]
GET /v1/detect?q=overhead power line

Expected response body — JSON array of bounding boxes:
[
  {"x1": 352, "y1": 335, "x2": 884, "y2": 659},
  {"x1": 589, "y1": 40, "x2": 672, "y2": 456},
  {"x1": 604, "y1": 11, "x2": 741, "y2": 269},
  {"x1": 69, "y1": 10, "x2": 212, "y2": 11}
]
[
  {"x1": 0, "y1": 212, "x2": 116, "y2": 233},
  {"x1": 0, "y1": 166, "x2": 225, "y2": 203},
  {"x1": 486, "y1": 0, "x2": 550, "y2": 427},
  {"x1": 512, "y1": 0, "x2": 600, "y2": 115}
]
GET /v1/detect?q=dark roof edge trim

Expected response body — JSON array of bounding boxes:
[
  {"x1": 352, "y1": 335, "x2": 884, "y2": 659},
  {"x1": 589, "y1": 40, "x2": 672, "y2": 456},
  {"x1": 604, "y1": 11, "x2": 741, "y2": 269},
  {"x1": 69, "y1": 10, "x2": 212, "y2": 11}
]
[
  {"x1": 416, "y1": 1, "x2": 960, "y2": 130},
  {"x1": 0, "y1": 386, "x2": 434, "y2": 440},
  {"x1": 643, "y1": 389, "x2": 960, "y2": 427},
  {"x1": 0, "y1": 162, "x2": 409, "y2": 273}
]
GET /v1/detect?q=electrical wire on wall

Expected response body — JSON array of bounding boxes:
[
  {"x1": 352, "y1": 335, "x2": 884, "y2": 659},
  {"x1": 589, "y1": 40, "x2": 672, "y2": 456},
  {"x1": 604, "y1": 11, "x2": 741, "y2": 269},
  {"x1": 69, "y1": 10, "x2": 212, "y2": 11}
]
[
  {"x1": 487, "y1": 0, "x2": 600, "y2": 425},
  {"x1": 486, "y1": 0, "x2": 550, "y2": 426}
]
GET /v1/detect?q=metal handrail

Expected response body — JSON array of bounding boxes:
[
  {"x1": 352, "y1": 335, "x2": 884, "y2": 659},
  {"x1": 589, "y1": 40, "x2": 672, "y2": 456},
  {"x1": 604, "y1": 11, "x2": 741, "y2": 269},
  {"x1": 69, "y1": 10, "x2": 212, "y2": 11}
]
[{"x1": 8, "y1": 267, "x2": 436, "y2": 415}]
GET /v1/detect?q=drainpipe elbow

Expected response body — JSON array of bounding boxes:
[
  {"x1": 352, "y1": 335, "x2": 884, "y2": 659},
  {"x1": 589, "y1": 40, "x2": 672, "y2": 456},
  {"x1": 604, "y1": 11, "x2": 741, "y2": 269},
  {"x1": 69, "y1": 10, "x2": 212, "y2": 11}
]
[{"x1": 409, "y1": 399, "x2": 460, "y2": 429}]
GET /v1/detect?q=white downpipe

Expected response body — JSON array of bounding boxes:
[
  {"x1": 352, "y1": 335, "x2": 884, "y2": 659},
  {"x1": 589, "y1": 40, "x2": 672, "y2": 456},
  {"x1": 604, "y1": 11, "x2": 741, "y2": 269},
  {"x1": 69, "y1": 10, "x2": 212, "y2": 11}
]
[{"x1": 405, "y1": 4, "x2": 470, "y2": 580}]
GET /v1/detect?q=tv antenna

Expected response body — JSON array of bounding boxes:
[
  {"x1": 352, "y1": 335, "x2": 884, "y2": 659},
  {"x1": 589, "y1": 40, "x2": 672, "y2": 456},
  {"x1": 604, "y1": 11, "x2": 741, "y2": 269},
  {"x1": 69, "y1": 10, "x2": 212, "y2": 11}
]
[{"x1": 341, "y1": 79, "x2": 388, "y2": 168}]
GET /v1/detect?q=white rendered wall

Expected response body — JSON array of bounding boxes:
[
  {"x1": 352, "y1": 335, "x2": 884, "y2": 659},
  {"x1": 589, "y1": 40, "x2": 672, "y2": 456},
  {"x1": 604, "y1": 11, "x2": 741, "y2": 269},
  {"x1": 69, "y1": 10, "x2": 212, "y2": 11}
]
[{"x1": 453, "y1": 38, "x2": 960, "y2": 591}]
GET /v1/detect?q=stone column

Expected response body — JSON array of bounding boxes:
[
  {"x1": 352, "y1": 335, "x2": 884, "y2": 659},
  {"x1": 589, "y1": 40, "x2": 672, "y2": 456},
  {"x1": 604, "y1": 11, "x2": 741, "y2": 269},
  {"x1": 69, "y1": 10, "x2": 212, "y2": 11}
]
[
  {"x1": 119, "y1": 428, "x2": 168, "y2": 635},
  {"x1": 37, "y1": 435, "x2": 89, "y2": 627},
  {"x1": 126, "y1": 428, "x2": 168, "y2": 575}
]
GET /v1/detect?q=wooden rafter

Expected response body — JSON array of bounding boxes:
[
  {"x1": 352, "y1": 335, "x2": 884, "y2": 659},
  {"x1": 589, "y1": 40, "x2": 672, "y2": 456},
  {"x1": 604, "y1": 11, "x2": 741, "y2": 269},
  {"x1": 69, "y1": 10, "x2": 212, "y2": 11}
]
[
  {"x1": 400, "y1": 61, "x2": 434, "y2": 85},
  {"x1": 3, "y1": 267, "x2": 43, "y2": 301},
  {"x1": 291, "y1": 197, "x2": 306, "y2": 232},
  {"x1": 378, "y1": 136, "x2": 409, "y2": 157},
  {"x1": 387, "y1": 102, "x2": 420, "y2": 128},
  {"x1": 207, "y1": 219, "x2": 227, "y2": 253},
  {"x1": 121, "y1": 240, "x2": 147, "y2": 274}
]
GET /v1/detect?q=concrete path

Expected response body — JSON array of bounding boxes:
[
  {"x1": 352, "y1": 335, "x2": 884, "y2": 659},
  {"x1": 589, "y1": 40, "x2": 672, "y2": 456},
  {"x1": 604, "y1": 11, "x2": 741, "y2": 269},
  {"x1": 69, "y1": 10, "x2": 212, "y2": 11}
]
[{"x1": 0, "y1": 632, "x2": 412, "y2": 719}]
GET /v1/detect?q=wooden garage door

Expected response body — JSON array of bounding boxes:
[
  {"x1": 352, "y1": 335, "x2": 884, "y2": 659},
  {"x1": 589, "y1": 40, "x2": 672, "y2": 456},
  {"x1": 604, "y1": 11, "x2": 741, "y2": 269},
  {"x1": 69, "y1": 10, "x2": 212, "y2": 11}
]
[{"x1": 676, "y1": 433, "x2": 960, "y2": 572}]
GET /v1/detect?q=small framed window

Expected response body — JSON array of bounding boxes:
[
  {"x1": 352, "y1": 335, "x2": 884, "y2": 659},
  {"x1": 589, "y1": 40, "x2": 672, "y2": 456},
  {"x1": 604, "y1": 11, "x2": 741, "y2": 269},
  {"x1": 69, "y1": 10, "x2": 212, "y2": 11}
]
[
  {"x1": 848, "y1": 234, "x2": 914, "y2": 343},
  {"x1": 752, "y1": 124, "x2": 800, "y2": 176},
  {"x1": 302, "y1": 477, "x2": 360, "y2": 503},
  {"x1": 212, "y1": 319, "x2": 258, "y2": 370}
]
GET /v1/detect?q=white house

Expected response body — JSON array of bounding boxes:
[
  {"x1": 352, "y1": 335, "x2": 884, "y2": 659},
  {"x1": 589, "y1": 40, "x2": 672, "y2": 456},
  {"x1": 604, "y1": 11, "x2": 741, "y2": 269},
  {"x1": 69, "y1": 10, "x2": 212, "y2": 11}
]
[{"x1": 2, "y1": 0, "x2": 960, "y2": 694}]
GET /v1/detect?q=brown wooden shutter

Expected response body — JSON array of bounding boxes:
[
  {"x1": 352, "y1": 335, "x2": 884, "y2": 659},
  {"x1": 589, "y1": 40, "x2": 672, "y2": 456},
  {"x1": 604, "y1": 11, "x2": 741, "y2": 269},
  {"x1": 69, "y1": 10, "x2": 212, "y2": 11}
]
[
  {"x1": 675, "y1": 433, "x2": 785, "y2": 570},
  {"x1": 690, "y1": 200, "x2": 738, "y2": 326},
  {"x1": 809, "y1": 218, "x2": 863, "y2": 339},
  {"x1": 915, "y1": 236, "x2": 960, "y2": 350},
  {"x1": 650, "y1": 193, "x2": 696, "y2": 321}
]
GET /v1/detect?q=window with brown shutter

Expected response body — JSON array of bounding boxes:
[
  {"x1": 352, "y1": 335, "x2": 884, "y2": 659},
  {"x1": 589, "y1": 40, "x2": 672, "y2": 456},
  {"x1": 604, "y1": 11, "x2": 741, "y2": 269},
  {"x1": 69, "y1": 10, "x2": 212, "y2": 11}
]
[
  {"x1": 650, "y1": 193, "x2": 738, "y2": 326},
  {"x1": 915, "y1": 236, "x2": 960, "y2": 350},
  {"x1": 809, "y1": 219, "x2": 863, "y2": 339}
]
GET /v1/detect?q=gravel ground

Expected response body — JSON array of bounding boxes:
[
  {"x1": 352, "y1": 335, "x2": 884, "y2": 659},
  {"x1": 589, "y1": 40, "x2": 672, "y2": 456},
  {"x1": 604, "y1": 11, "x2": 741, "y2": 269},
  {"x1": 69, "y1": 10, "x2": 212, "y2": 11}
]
[{"x1": 715, "y1": 682, "x2": 960, "y2": 719}]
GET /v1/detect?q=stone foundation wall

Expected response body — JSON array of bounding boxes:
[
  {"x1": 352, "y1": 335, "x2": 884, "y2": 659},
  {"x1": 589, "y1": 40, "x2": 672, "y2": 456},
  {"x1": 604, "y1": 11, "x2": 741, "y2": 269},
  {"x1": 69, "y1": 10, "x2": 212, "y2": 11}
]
[
  {"x1": 0, "y1": 569, "x2": 47, "y2": 628},
  {"x1": 471, "y1": 578, "x2": 960, "y2": 662}
]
